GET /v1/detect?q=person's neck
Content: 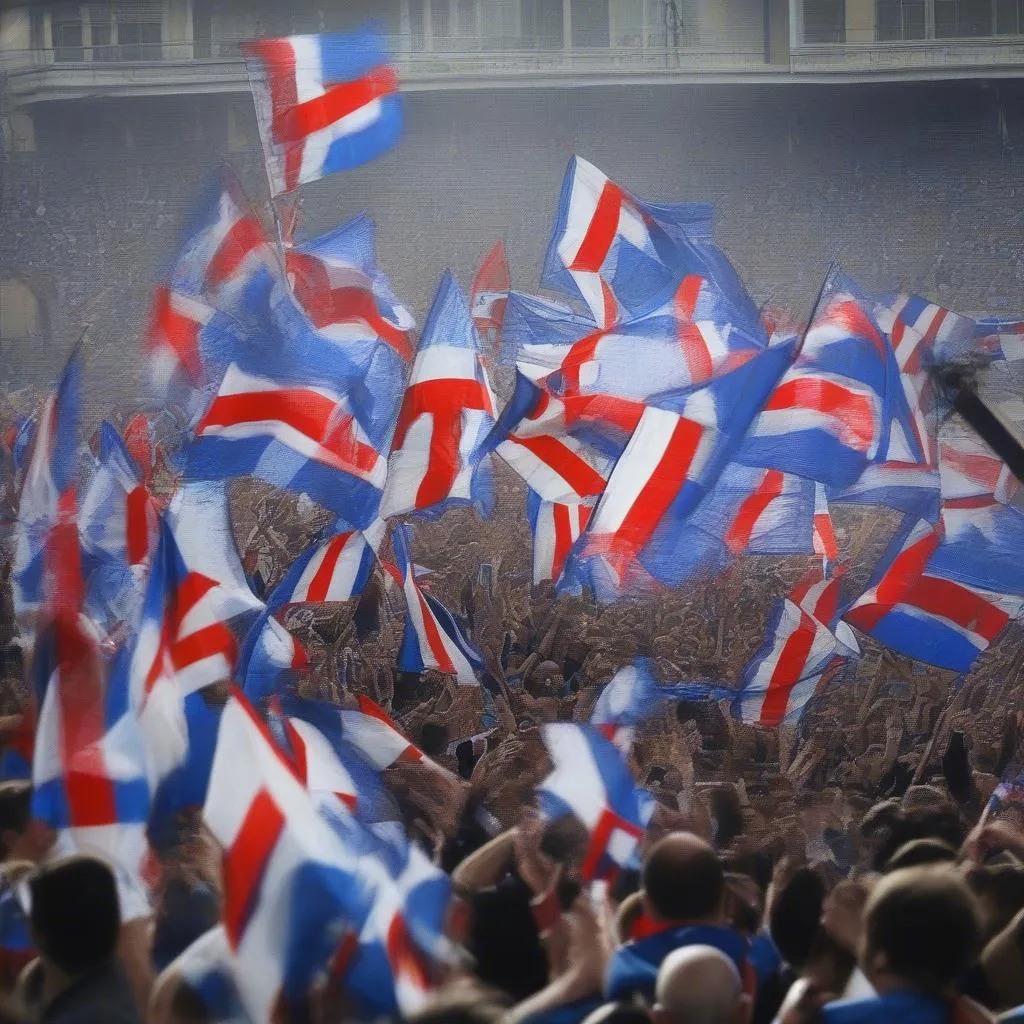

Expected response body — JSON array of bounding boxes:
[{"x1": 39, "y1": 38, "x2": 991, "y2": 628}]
[
  {"x1": 870, "y1": 972, "x2": 946, "y2": 1001},
  {"x1": 41, "y1": 960, "x2": 96, "y2": 1010}
]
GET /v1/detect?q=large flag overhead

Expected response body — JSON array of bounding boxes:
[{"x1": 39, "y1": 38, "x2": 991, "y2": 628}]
[
  {"x1": 286, "y1": 214, "x2": 415, "y2": 363},
  {"x1": 183, "y1": 363, "x2": 387, "y2": 528},
  {"x1": 590, "y1": 659, "x2": 666, "y2": 753},
  {"x1": 269, "y1": 527, "x2": 376, "y2": 607},
  {"x1": 527, "y1": 492, "x2": 593, "y2": 587},
  {"x1": 379, "y1": 273, "x2": 496, "y2": 520},
  {"x1": 843, "y1": 516, "x2": 1024, "y2": 673},
  {"x1": 243, "y1": 29, "x2": 403, "y2": 196},
  {"x1": 737, "y1": 271, "x2": 898, "y2": 489},
  {"x1": 573, "y1": 338, "x2": 796, "y2": 599}
]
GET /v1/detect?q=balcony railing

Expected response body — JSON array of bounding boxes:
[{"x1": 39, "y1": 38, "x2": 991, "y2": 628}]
[
  {"x1": 0, "y1": 40, "x2": 778, "y2": 100},
  {"x1": 792, "y1": 35, "x2": 1024, "y2": 73}
]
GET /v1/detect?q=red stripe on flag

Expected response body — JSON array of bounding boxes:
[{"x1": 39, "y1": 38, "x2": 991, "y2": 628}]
[
  {"x1": 814, "y1": 512, "x2": 839, "y2": 561},
  {"x1": 146, "y1": 286, "x2": 203, "y2": 382},
  {"x1": 570, "y1": 182, "x2": 625, "y2": 274},
  {"x1": 615, "y1": 417, "x2": 706, "y2": 556},
  {"x1": 306, "y1": 533, "x2": 352, "y2": 602},
  {"x1": 904, "y1": 577, "x2": 1010, "y2": 639},
  {"x1": 507, "y1": 434, "x2": 606, "y2": 498},
  {"x1": 206, "y1": 214, "x2": 266, "y2": 289},
  {"x1": 758, "y1": 609, "x2": 817, "y2": 727},
  {"x1": 765, "y1": 377, "x2": 876, "y2": 451},
  {"x1": 283, "y1": 719, "x2": 309, "y2": 787},
  {"x1": 414, "y1": 587, "x2": 457, "y2": 675},
  {"x1": 581, "y1": 807, "x2": 643, "y2": 882},
  {"x1": 551, "y1": 503, "x2": 574, "y2": 581},
  {"x1": 171, "y1": 622, "x2": 237, "y2": 675},
  {"x1": 558, "y1": 331, "x2": 607, "y2": 395},
  {"x1": 126, "y1": 486, "x2": 152, "y2": 565},
  {"x1": 724, "y1": 469, "x2": 786, "y2": 554},
  {"x1": 271, "y1": 65, "x2": 399, "y2": 144},
  {"x1": 222, "y1": 788, "x2": 286, "y2": 949}
]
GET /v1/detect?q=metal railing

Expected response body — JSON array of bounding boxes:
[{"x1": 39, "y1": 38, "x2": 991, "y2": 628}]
[{"x1": 792, "y1": 34, "x2": 1024, "y2": 71}]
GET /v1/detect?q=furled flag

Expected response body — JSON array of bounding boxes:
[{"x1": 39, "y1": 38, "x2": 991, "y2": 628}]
[
  {"x1": 379, "y1": 273, "x2": 496, "y2": 520},
  {"x1": 542, "y1": 156, "x2": 746, "y2": 328},
  {"x1": 128, "y1": 520, "x2": 260, "y2": 786},
  {"x1": 538, "y1": 724, "x2": 652, "y2": 882},
  {"x1": 269, "y1": 526, "x2": 376, "y2": 607},
  {"x1": 32, "y1": 631, "x2": 151, "y2": 915},
  {"x1": 733, "y1": 565, "x2": 856, "y2": 728},
  {"x1": 843, "y1": 516, "x2": 1024, "y2": 673},
  {"x1": 527, "y1": 491, "x2": 593, "y2": 587},
  {"x1": 590, "y1": 659, "x2": 666, "y2": 752},
  {"x1": 339, "y1": 694, "x2": 425, "y2": 770},
  {"x1": 573, "y1": 338, "x2": 796, "y2": 600},
  {"x1": 183, "y1": 362, "x2": 387, "y2": 528},
  {"x1": 737, "y1": 271, "x2": 895, "y2": 489},
  {"x1": 12, "y1": 346, "x2": 82, "y2": 624},
  {"x1": 202, "y1": 689, "x2": 371, "y2": 1022},
  {"x1": 393, "y1": 525, "x2": 482, "y2": 686},
  {"x1": 469, "y1": 241, "x2": 510, "y2": 340},
  {"x1": 144, "y1": 169, "x2": 272, "y2": 407},
  {"x1": 243, "y1": 28, "x2": 403, "y2": 196}
]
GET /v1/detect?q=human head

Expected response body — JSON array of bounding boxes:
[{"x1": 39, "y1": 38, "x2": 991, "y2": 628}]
[
  {"x1": 30, "y1": 856, "x2": 121, "y2": 975},
  {"x1": 642, "y1": 833, "x2": 724, "y2": 925},
  {"x1": 861, "y1": 867, "x2": 981, "y2": 995},
  {"x1": 653, "y1": 945, "x2": 749, "y2": 1024},
  {"x1": 768, "y1": 867, "x2": 825, "y2": 973},
  {"x1": 882, "y1": 838, "x2": 957, "y2": 874},
  {"x1": 0, "y1": 781, "x2": 53, "y2": 863}
]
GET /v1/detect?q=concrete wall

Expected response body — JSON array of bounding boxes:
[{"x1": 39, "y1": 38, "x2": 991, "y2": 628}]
[
  {"x1": 846, "y1": 0, "x2": 875, "y2": 42},
  {"x1": 1, "y1": 80, "x2": 1023, "y2": 400}
]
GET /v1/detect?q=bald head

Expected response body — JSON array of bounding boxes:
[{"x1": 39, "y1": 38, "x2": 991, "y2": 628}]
[
  {"x1": 655, "y1": 945, "x2": 744, "y2": 1024},
  {"x1": 643, "y1": 832, "x2": 724, "y2": 924}
]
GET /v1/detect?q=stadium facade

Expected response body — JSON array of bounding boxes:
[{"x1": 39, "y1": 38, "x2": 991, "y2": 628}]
[{"x1": 0, "y1": 0, "x2": 1023, "y2": 393}]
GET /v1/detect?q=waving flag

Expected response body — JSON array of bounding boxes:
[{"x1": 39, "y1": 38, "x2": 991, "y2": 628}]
[
  {"x1": 13, "y1": 347, "x2": 82, "y2": 622},
  {"x1": 393, "y1": 525, "x2": 482, "y2": 685},
  {"x1": 574, "y1": 339, "x2": 796, "y2": 599},
  {"x1": 538, "y1": 724, "x2": 652, "y2": 882},
  {"x1": 267, "y1": 700, "x2": 358, "y2": 811},
  {"x1": 243, "y1": 28, "x2": 402, "y2": 196},
  {"x1": 238, "y1": 612, "x2": 310, "y2": 705},
  {"x1": 286, "y1": 214, "x2": 414, "y2": 362},
  {"x1": 203, "y1": 690, "x2": 370, "y2": 1023},
  {"x1": 528, "y1": 492, "x2": 593, "y2": 587},
  {"x1": 500, "y1": 290, "x2": 598, "y2": 368},
  {"x1": 79, "y1": 422, "x2": 157, "y2": 570},
  {"x1": 813, "y1": 485, "x2": 839, "y2": 563},
  {"x1": 484, "y1": 372, "x2": 633, "y2": 505},
  {"x1": 975, "y1": 317, "x2": 1024, "y2": 362},
  {"x1": 844, "y1": 516, "x2": 1023, "y2": 672},
  {"x1": 339, "y1": 694, "x2": 424, "y2": 770},
  {"x1": 590, "y1": 660, "x2": 666, "y2": 752},
  {"x1": 144, "y1": 170, "x2": 271, "y2": 405},
  {"x1": 470, "y1": 241, "x2": 510, "y2": 338},
  {"x1": 184, "y1": 364, "x2": 386, "y2": 528},
  {"x1": 380, "y1": 273, "x2": 496, "y2": 519},
  {"x1": 829, "y1": 461, "x2": 941, "y2": 521},
  {"x1": 738, "y1": 273, "x2": 893, "y2": 488},
  {"x1": 542, "y1": 156, "x2": 723, "y2": 325},
  {"x1": 128, "y1": 520, "x2": 257, "y2": 785},
  {"x1": 876, "y1": 292, "x2": 976, "y2": 366},
  {"x1": 269, "y1": 528, "x2": 375, "y2": 607}
]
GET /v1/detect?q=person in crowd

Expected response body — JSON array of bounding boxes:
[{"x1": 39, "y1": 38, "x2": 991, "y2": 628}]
[{"x1": 653, "y1": 945, "x2": 751, "y2": 1024}]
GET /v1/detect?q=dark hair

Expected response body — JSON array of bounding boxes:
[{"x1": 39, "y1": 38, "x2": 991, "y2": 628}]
[
  {"x1": 419, "y1": 721, "x2": 449, "y2": 757},
  {"x1": 865, "y1": 867, "x2": 981, "y2": 992},
  {"x1": 871, "y1": 806, "x2": 967, "y2": 872},
  {"x1": 0, "y1": 781, "x2": 31, "y2": 856},
  {"x1": 883, "y1": 838, "x2": 958, "y2": 874},
  {"x1": 152, "y1": 878, "x2": 220, "y2": 972},
  {"x1": 642, "y1": 834, "x2": 724, "y2": 922},
  {"x1": 769, "y1": 867, "x2": 826, "y2": 972},
  {"x1": 30, "y1": 856, "x2": 121, "y2": 974},
  {"x1": 467, "y1": 886, "x2": 548, "y2": 1002}
]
